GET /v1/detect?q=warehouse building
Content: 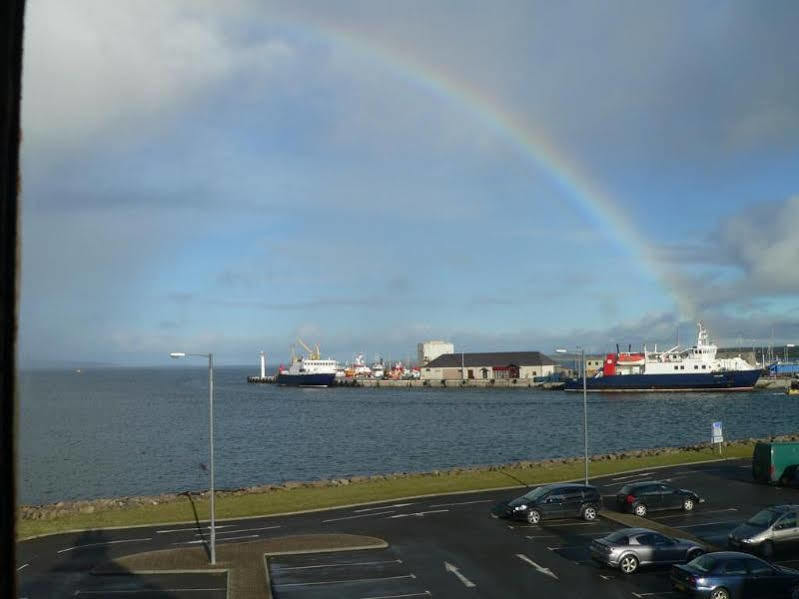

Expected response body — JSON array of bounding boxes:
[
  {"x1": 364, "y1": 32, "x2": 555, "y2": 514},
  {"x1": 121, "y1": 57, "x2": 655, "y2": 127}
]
[{"x1": 421, "y1": 351, "x2": 556, "y2": 380}]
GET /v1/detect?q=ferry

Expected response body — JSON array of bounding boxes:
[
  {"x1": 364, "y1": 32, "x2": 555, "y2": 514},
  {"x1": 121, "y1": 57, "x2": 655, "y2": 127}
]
[
  {"x1": 276, "y1": 340, "x2": 337, "y2": 387},
  {"x1": 565, "y1": 323, "x2": 762, "y2": 392}
]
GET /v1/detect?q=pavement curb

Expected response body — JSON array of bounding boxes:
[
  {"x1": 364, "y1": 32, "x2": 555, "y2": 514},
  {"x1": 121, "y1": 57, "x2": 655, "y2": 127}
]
[{"x1": 18, "y1": 456, "x2": 740, "y2": 541}]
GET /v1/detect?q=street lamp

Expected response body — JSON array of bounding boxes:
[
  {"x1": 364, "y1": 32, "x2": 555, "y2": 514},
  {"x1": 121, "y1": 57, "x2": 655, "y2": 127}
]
[
  {"x1": 556, "y1": 347, "x2": 588, "y2": 486},
  {"x1": 170, "y1": 351, "x2": 216, "y2": 565}
]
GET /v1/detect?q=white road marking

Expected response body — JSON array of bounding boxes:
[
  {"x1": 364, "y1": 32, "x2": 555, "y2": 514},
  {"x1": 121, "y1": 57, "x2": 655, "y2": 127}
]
[
  {"x1": 17, "y1": 563, "x2": 29, "y2": 571},
  {"x1": 507, "y1": 525, "x2": 515, "y2": 530},
  {"x1": 323, "y1": 510, "x2": 395, "y2": 523},
  {"x1": 353, "y1": 503, "x2": 415, "y2": 513},
  {"x1": 75, "y1": 589, "x2": 226, "y2": 596},
  {"x1": 388, "y1": 510, "x2": 449, "y2": 519},
  {"x1": 632, "y1": 592, "x2": 679, "y2": 598},
  {"x1": 57, "y1": 538, "x2": 151, "y2": 554},
  {"x1": 675, "y1": 520, "x2": 739, "y2": 529},
  {"x1": 521, "y1": 521, "x2": 598, "y2": 528},
  {"x1": 275, "y1": 574, "x2": 415, "y2": 588},
  {"x1": 655, "y1": 508, "x2": 737, "y2": 520},
  {"x1": 359, "y1": 593, "x2": 431, "y2": 599},
  {"x1": 444, "y1": 561, "x2": 476, "y2": 588},
  {"x1": 515, "y1": 553, "x2": 559, "y2": 580},
  {"x1": 428, "y1": 499, "x2": 492, "y2": 508},
  {"x1": 547, "y1": 545, "x2": 584, "y2": 550},
  {"x1": 599, "y1": 574, "x2": 614, "y2": 580},
  {"x1": 174, "y1": 534, "x2": 259, "y2": 545},
  {"x1": 274, "y1": 559, "x2": 402, "y2": 571},
  {"x1": 196, "y1": 525, "x2": 280, "y2": 536},
  {"x1": 156, "y1": 524, "x2": 237, "y2": 534},
  {"x1": 611, "y1": 472, "x2": 654, "y2": 481}
]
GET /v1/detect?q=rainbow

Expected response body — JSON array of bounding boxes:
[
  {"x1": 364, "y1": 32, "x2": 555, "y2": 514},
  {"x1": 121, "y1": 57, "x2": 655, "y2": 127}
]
[{"x1": 266, "y1": 19, "x2": 693, "y2": 317}]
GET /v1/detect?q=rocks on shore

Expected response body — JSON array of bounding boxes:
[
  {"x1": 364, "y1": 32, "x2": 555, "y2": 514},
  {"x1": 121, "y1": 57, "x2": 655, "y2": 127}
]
[{"x1": 20, "y1": 434, "x2": 799, "y2": 521}]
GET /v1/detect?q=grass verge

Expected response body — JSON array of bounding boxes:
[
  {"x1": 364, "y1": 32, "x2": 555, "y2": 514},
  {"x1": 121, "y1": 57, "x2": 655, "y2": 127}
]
[{"x1": 18, "y1": 444, "x2": 753, "y2": 539}]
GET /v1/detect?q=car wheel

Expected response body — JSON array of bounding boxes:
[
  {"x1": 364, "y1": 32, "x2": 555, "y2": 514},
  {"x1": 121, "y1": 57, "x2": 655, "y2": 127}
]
[
  {"x1": 634, "y1": 504, "x2": 647, "y2": 517},
  {"x1": 709, "y1": 588, "x2": 730, "y2": 599},
  {"x1": 582, "y1": 506, "x2": 597, "y2": 521},
  {"x1": 682, "y1": 498, "x2": 695, "y2": 511},
  {"x1": 686, "y1": 548, "x2": 704, "y2": 562},
  {"x1": 761, "y1": 540, "x2": 774, "y2": 558},
  {"x1": 619, "y1": 554, "x2": 639, "y2": 574},
  {"x1": 526, "y1": 509, "x2": 541, "y2": 525}
]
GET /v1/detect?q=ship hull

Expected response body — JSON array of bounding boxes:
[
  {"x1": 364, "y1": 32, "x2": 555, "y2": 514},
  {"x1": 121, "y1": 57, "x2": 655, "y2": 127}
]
[
  {"x1": 276, "y1": 373, "x2": 336, "y2": 387},
  {"x1": 564, "y1": 370, "x2": 762, "y2": 392}
]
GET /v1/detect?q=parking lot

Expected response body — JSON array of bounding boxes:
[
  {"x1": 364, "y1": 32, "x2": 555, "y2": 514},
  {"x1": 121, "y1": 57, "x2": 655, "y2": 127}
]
[{"x1": 18, "y1": 457, "x2": 799, "y2": 598}]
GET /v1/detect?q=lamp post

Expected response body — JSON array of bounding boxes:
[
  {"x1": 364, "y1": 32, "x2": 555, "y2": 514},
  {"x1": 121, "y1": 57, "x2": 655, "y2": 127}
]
[
  {"x1": 556, "y1": 347, "x2": 588, "y2": 486},
  {"x1": 170, "y1": 351, "x2": 216, "y2": 565}
]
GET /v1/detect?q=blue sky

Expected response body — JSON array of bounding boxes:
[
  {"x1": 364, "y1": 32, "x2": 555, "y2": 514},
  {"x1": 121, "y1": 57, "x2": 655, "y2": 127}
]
[{"x1": 18, "y1": 0, "x2": 799, "y2": 366}]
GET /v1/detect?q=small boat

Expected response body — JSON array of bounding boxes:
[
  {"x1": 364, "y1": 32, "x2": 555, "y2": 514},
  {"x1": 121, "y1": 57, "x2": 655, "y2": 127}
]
[{"x1": 788, "y1": 381, "x2": 799, "y2": 395}]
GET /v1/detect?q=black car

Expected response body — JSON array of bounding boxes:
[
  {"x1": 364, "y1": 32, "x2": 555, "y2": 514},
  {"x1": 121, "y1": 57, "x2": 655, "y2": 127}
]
[
  {"x1": 617, "y1": 481, "x2": 704, "y2": 517},
  {"x1": 491, "y1": 483, "x2": 601, "y2": 524},
  {"x1": 671, "y1": 551, "x2": 799, "y2": 599}
]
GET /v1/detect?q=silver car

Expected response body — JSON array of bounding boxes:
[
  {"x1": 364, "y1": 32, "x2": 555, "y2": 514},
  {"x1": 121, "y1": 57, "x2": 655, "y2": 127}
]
[
  {"x1": 728, "y1": 504, "x2": 799, "y2": 557},
  {"x1": 591, "y1": 527, "x2": 705, "y2": 574}
]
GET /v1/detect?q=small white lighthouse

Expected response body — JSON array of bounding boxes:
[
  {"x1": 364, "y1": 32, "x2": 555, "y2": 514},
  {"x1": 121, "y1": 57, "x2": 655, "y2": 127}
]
[{"x1": 260, "y1": 351, "x2": 266, "y2": 379}]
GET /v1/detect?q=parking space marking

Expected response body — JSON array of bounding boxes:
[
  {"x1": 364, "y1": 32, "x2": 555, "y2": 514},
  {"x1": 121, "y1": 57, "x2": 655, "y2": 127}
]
[
  {"x1": 174, "y1": 534, "x2": 259, "y2": 545},
  {"x1": 388, "y1": 510, "x2": 449, "y2": 519},
  {"x1": 674, "y1": 520, "x2": 739, "y2": 529},
  {"x1": 57, "y1": 538, "x2": 152, "y2": 554},
  {"x1": 75, "y1": 589, "x2": 226, "y2": 596},
  {"x1": 632, "y1": 592, "x2": 678, "y2": 598},
  {"x1": 274, "y1": 574, "x2": 416, "y2": 588},
  {"x1": 196, "y1": 525, "x2": 280, "y2": 536},
  {"x1": 353, "y1": 503, "x2": 415, "y2": 513},
  {"x1": 654, "y1": 508, "x2": 737, "y2": 520},
  {"x1": 156, "y1": 525, "x2": 236, "y2": 534},
  {"x1": 323, "y1": 510, "x2": 396, "y2": 522},
  {"x1": 273, "y1": 559, "x2": 403, "y2": 571},
  {"x1": 16, "y1": 563, "x2": 28, "y2": 571},
  {"x1": 359, "y1": 593, "x2": 431, "y2": 599},
  {"x1": 611, "y1": 472, "x2": 654, "y2": 481},
  {"x1": 428, "y1": 499, "x2": 491, "y2": 507}
]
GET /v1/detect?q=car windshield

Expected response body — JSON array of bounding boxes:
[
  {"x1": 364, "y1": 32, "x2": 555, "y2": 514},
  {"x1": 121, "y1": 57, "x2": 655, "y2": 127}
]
[
  {"x1": 747, "y1": 509, "x2": 781, "y2": 528},
  {"x1": 522, "y1": 486, "x2": 551, "y2": 501},
  {"x1": 690, "y1": 555, "x2": 717, "y2": 573}
]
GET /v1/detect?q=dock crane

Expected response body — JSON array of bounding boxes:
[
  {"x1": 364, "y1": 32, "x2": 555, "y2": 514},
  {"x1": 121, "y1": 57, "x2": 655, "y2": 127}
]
[{"x1": 297, "y1": 338, "x2": 321, "y2": 360}]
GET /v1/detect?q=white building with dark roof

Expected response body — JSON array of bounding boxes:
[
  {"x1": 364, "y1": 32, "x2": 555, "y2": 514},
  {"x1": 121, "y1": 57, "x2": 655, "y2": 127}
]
[{"x1": 421, "y1": 351, "x2": 556, "y2": 381}]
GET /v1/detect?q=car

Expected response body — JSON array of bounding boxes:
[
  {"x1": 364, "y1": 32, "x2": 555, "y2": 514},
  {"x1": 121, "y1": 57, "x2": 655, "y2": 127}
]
[
  {"x1": 491, "y1": 483, "x2": 601, "y2": 524},
  {"x1": 616, "y1": 481, "x2": 704, "y2": 517},
  {"x1": 590, "y1": 527, "x2": 705, "y2": 574},
  {"x1": 728, "y1": 505, "x2": 799, "y2": 557},
  {"x1": 671, "y1": 551, "x2": 799, "y2": 599}
]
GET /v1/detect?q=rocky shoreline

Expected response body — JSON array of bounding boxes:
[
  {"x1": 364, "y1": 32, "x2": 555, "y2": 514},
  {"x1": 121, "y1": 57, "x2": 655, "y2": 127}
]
[{"x1": 19, "y1": 435, "x2": 799, "y2": 521}]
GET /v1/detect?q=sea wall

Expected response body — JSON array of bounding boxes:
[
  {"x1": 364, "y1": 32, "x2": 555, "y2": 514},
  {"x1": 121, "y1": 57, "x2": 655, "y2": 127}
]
[{"x1": 18, "y1": 433, "x2": 799, "y2": 522}]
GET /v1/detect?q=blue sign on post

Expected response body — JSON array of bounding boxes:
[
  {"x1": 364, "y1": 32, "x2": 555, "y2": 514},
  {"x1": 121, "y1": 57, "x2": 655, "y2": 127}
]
[{"x1": 712, "y1": 421, "x2": 723, "y2": 444}]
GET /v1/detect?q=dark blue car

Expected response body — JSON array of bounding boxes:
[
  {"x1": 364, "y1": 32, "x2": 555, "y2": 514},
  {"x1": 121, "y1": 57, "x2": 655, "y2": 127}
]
[{"x1": 671, "y1": 551, "x2": 799, "y2": 599}]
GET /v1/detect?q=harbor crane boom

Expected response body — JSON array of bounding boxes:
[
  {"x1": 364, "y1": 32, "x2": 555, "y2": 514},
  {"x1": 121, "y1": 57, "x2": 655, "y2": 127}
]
[{"x1": 297, "y1": 338, "x2": 321, "y2": 360}]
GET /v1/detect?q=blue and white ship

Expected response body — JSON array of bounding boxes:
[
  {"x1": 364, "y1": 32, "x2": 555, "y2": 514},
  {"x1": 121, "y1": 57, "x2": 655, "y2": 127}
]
[
  {"x1": 565, "y1": 323, "x2": 762, "y2": 392},
  {"x1": 276, "y1": 340, "x2": 337, "y2": 387}
]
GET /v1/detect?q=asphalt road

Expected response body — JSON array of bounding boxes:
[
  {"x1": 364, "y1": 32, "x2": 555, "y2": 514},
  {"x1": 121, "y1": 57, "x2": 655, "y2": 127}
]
[{"x1": 16, "y1": 458, "x2": 799, "y2": 598}]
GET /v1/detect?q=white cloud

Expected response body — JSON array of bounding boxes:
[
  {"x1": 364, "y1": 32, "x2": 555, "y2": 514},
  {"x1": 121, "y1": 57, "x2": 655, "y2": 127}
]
[{"x1": 22, "y1": 1, "x2": 294, "y2": 148}]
